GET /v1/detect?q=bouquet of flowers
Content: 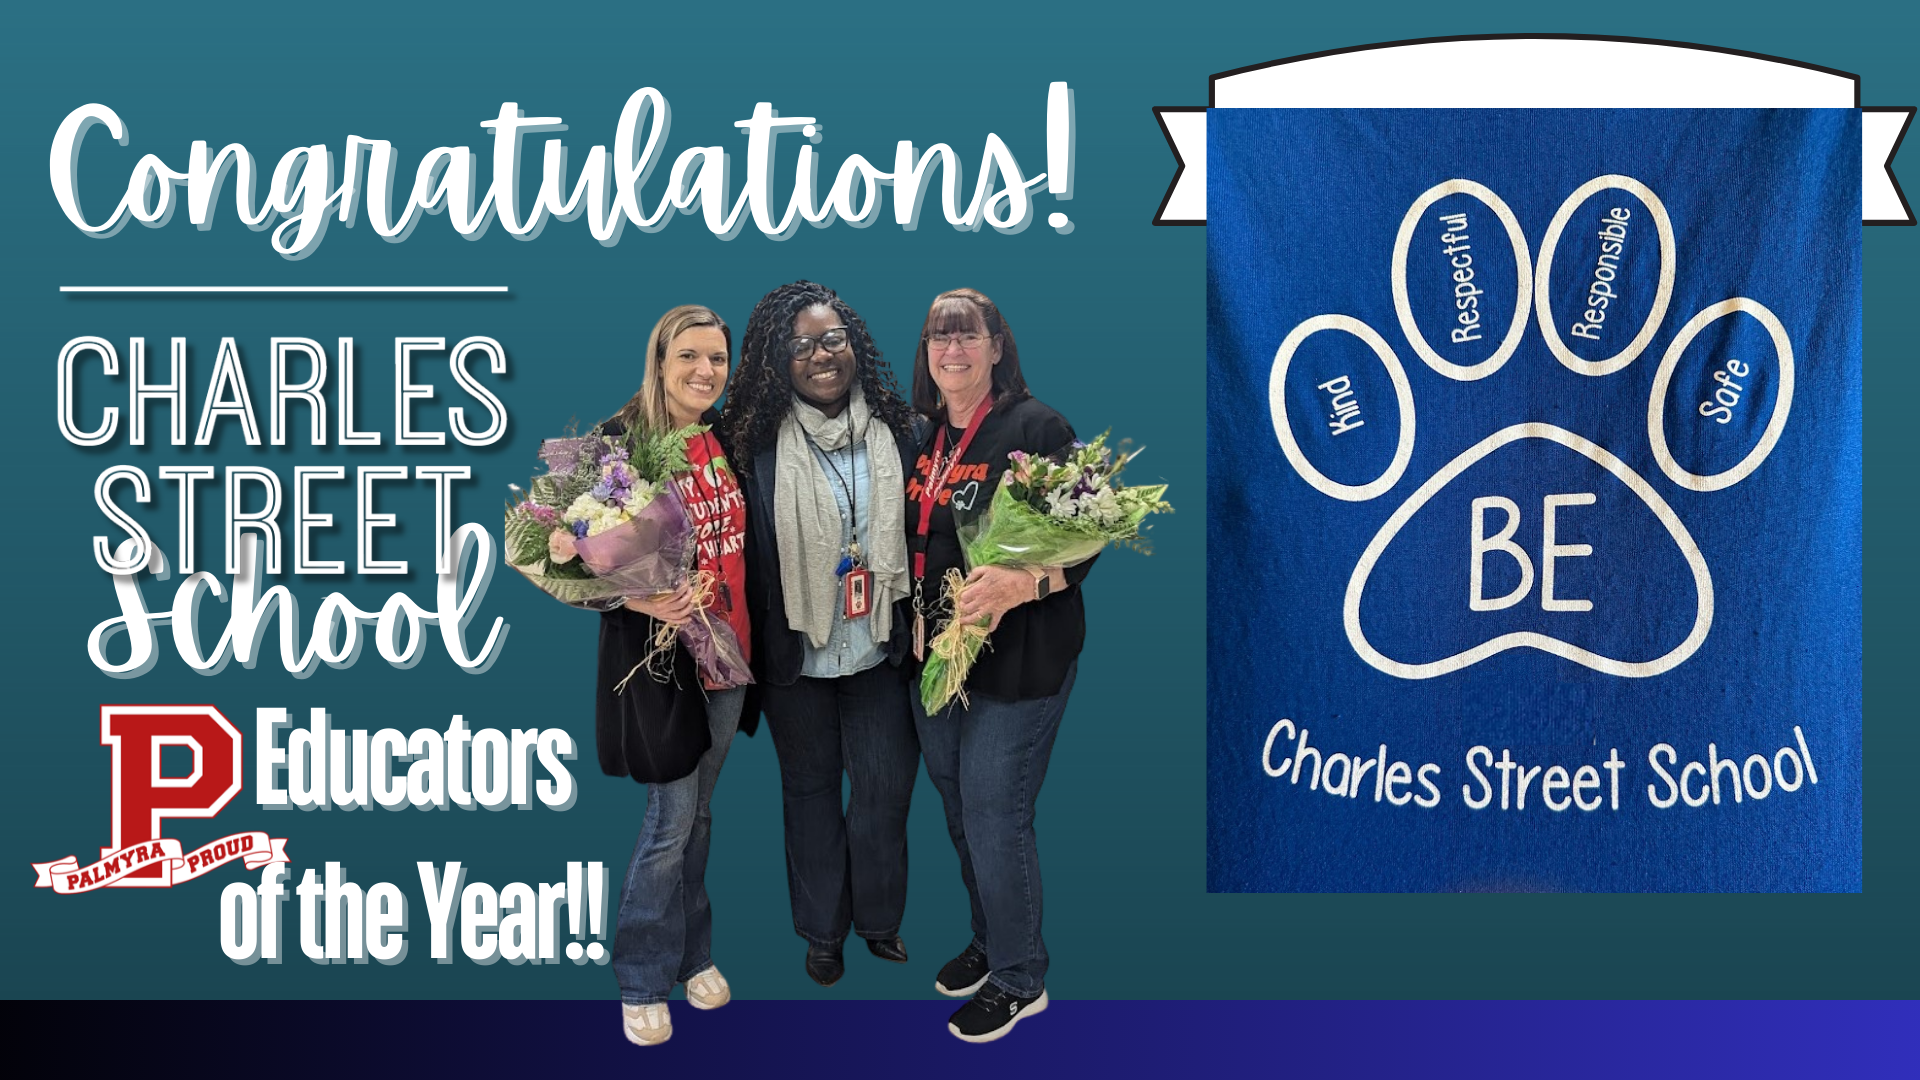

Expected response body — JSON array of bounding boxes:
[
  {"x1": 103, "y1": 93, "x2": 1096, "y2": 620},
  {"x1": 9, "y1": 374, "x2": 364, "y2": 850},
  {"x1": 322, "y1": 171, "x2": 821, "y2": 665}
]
[
  {"x1": 504, "y1": 425, "x2": 751, "y2": 689},
  {"x1": 921, "y1": 433, "x2": 1172, "y2": 712}
]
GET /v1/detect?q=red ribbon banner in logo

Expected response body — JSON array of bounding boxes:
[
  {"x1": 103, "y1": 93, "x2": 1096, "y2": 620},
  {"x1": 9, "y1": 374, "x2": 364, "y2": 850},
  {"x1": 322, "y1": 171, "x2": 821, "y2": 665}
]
[{"x1": 31, "y1": 832, "x2": 290, "y2": 894}]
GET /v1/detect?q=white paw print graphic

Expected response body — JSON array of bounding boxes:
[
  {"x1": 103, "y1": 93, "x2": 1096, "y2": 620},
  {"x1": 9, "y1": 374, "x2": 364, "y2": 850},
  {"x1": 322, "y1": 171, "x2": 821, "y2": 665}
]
[{"x1": 1268, "y1": 175, "x2": 1794, "y2": 680}]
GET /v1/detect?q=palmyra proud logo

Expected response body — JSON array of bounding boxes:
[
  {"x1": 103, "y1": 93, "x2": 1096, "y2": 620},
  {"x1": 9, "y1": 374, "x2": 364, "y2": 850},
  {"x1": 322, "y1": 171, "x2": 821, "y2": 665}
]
[{"x1": 31, "y1": 706, "x2": 287, "y2": 893}]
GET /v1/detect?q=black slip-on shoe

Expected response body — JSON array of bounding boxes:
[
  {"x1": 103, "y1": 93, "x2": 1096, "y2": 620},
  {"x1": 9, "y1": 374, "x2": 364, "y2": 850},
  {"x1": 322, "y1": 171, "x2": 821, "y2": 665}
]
[
  {"x1": 865, "y1": 936, "x2": 909, "y2": 964},
  {"x1": 934, "y1": 942, "x2": 990, "y2": 997},
  {"x1": 804, "y1": 942, "x2": 845, "y2": 986},
  {"x1": 947, "y1": 983, "x2": 1048, "y2": 1043}
]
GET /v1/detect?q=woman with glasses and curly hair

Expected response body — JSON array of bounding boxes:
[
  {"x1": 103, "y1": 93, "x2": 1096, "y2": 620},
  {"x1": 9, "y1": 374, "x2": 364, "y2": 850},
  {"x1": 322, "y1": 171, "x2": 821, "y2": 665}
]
[
  {"x1": 905, "y1": 287, "x2": 1090, "y2": 1043},
  {"x1": 718, "y1": 281, "x2": 923, "y2": 988}
]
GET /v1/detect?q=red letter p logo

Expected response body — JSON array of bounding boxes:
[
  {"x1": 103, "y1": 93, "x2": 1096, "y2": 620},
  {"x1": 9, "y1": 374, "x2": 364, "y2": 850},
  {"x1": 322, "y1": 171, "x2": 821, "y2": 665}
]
[{"x1": 101, "y1": 705, "x2": 242, "y2": 884}]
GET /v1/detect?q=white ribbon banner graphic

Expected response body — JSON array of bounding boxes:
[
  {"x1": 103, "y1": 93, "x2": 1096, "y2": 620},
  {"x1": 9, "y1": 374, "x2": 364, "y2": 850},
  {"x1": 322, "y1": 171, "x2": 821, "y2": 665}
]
[{"x1": 1153, "y1": 36, "x2": 1913, "y2": 226}]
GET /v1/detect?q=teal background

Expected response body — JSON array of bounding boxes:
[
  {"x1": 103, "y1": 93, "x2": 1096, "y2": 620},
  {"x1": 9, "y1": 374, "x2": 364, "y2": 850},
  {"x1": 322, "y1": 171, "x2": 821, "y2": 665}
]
[{"x1": 2, "y1": 1, "x2": 1913, "y2": 999}]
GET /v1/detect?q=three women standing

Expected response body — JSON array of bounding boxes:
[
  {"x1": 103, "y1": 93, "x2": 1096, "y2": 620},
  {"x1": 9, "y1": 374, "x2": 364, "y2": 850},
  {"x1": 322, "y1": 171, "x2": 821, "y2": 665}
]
[
  {"x1": 601, "y1": 287, "x2": 1085, "y2": 1047},
  {"x1": 723, "y1": 282, "x2": 923, "y2": 987}
]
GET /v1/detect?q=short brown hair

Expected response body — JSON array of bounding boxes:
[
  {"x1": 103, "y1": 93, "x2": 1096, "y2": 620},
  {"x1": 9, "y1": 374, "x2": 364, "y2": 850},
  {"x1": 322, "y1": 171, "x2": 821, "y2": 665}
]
[{"x1": 910, "y1": 288, "x2": 1029, "y2": 424}]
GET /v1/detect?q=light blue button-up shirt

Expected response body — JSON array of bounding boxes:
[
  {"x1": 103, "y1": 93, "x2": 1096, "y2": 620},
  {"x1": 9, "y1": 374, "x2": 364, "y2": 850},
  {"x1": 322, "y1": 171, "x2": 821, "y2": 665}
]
[{"x1": 799, "y1": 438, "x2": 887, "y2": 678}]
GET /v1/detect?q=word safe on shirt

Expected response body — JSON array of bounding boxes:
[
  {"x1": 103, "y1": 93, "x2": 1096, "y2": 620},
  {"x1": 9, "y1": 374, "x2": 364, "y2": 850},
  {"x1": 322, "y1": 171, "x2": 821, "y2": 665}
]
[{"x1": 1206, "y1": 109, "x2": 1860, "y2": 892}]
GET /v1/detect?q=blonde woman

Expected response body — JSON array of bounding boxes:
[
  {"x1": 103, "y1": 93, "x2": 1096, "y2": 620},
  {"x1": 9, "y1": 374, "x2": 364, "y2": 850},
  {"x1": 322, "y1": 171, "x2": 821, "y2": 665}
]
[{"x1": 598, "y1": 305, "x2": 753, "y2": 1047}]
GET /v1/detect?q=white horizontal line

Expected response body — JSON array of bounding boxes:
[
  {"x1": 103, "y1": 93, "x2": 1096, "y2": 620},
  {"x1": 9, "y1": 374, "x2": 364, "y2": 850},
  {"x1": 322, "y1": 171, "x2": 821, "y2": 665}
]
[{"x1": 60, "y1": 285, "x2": 510, "y2": 294}]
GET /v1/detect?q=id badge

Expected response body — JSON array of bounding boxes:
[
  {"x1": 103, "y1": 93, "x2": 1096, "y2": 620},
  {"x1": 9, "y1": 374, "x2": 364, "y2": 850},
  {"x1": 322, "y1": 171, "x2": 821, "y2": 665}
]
[
  {"x1": 913, "y1": 610, "x2": 926, "y2": 662},
  {"x1": 844, "y1": 567, "x2": 872, "y2": 619}
]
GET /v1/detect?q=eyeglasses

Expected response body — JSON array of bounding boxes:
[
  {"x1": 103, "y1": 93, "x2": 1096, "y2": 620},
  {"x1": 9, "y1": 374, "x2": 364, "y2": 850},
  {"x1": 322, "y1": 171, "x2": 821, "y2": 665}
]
[
  {"x1": 787, "y1": 327, "x2": 850, "y2": 361},
  {"x1": 926, "y1": 332, "x2": 990, "y2": 353}
]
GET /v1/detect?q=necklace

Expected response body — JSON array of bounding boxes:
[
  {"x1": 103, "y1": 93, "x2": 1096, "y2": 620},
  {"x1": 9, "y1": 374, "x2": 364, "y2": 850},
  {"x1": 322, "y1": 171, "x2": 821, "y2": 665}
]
[{"x1": 800, "y1": 426, "x2": 862, "y2": 575}]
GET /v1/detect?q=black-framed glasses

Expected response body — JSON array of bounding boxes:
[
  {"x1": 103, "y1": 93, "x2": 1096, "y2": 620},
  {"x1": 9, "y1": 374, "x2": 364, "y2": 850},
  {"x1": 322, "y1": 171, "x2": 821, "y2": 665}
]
[
  {"x1": 787, "y1": 327, "x2": 850, "y2": 361},
  {"x1": 926, "y1": 331, "x2": 990, "y2": 353}
]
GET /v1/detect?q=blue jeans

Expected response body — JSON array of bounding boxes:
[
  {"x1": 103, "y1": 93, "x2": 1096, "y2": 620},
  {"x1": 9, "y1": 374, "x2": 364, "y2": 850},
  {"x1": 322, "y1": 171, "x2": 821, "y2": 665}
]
[
  {"x1": 764, "y1": 663, "x2": 919, "y2": 946},
  {"x1": 613, "y1": 687, "x2": 744, "y2": 1005},
  {"x1": 912, "y1": 661, "x2": 1076, "y2": 996}
]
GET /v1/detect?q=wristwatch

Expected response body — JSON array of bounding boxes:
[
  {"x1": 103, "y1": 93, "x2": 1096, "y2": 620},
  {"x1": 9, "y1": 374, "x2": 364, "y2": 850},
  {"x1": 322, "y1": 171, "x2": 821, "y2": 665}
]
[{"x1": 1031, "y1": 566, "x2": 1052, "y2": 602}]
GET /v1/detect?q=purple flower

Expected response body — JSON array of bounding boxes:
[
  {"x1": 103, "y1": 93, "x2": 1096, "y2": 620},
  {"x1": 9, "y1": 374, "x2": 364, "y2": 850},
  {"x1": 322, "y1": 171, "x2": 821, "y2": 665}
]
[
  {"x1": 571, "y1": 519, "x2": 590, "y2": 539},
  {"x1": 540, "y1": 435, "x2": 600, "y2": 476}
]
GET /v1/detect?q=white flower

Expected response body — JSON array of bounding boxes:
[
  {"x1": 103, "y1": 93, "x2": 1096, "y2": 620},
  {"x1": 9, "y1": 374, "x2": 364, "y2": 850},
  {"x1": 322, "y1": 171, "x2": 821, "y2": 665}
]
[
  {"x1": 563, "y1": 492, "x2": 632, "y2": 537},
  {"x1": 1044, "y1": 487, "x2": 1079, "y2": 519},
  {"x1": 624, "y1": 478, "x2": 660, "y2": 510}
]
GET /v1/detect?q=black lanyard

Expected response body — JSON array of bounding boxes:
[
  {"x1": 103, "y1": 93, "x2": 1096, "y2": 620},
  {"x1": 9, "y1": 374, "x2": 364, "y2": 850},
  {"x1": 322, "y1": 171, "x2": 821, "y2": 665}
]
[{"x1": 799, "y1": 423, "x2": 860, "y2": 570}]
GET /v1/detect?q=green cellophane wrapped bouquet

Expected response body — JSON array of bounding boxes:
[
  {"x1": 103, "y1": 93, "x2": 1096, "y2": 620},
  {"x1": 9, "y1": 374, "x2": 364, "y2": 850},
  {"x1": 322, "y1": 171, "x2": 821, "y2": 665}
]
[{"x1": 921, "y1": 433, "x2": 1172, "y2": 712}]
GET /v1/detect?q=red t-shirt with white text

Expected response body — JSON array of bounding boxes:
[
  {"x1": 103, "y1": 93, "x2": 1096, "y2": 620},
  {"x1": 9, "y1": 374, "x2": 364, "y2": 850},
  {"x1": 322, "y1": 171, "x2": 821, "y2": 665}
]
[{"x1": 677, "y1": 430, "x2": 750, "y2": 689}]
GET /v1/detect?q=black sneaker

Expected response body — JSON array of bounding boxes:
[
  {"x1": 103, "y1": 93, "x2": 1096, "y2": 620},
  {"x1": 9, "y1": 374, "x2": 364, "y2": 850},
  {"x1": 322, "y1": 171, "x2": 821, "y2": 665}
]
[
  {"x1": 934, "y1": 942, "x2": 990, "y2": 997},
  {"x1": 947, "y1": 983, "x2": 1048, "y2": 1043}
]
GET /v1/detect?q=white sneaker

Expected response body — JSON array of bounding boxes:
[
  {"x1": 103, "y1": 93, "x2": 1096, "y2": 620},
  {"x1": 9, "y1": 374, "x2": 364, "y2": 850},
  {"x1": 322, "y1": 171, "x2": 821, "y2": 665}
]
[
  {"x1": 685, "y1": 965, "x2": 731, "y2": 1010},
  {"x1": 622, "y1": 1002, "x2": 672, "y2": 1046}
]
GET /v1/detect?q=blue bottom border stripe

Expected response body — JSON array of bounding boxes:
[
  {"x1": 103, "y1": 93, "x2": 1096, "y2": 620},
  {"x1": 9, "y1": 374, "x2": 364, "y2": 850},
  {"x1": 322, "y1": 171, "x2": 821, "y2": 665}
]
[{"x1": 14, "y1": 998, "x2": 1914, "y2": 1074}]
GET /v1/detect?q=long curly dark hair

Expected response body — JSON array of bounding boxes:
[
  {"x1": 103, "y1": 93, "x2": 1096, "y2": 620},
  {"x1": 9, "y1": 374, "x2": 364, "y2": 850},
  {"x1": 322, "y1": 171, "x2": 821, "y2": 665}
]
[{"x1": 719, "y1": 280, "x2": 916, "y2": 478}]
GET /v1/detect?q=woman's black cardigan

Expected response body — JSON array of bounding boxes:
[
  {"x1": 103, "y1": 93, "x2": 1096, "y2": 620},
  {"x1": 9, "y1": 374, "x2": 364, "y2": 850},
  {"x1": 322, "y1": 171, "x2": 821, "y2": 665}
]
[
  {"x1": 593, "y1": 411, "x2": 755, "y2": 788},
  {"x1": 908, "y1": 393, "x2": 1094, "y2": 702},
  {"x1": 738, "y1": 419, "x2": 924, "y2": 695}
]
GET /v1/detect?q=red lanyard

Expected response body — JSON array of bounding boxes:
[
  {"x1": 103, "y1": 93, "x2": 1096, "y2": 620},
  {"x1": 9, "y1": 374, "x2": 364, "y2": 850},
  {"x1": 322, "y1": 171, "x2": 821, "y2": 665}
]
[{"x1": 913, "y1": 395, "x2": 993, "y2": 581}]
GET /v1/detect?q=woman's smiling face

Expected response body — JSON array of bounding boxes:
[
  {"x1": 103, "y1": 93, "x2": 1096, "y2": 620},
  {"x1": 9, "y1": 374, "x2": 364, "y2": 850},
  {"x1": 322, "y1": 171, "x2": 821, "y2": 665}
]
[
  {"x1": 788, "y1": 303, "x2": 856, "y2": 417},
  {"x1": 663, "y1": 325, "x2": 730, "y2": 424},
  {"x1": 926, "y1": 307, "x2": 1000, "y2": 406}
]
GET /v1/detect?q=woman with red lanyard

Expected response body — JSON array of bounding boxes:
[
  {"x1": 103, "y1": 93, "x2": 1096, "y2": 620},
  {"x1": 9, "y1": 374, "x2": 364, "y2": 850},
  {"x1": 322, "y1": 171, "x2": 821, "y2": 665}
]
[
  {"x1": 906, "y1": 288, "x2": 1090, "y2": 1043},
  {"x1": 599, "y1": 305, "x2": 753, "y2": 1048}
]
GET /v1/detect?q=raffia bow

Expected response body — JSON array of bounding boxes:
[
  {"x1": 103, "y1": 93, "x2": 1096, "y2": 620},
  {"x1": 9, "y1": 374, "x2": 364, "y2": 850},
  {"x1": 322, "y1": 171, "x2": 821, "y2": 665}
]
[
  {"x1": 612, "y1": 569, "x2": 722, "y2": 695},
  {"x1": 921, "y1": 568, "x2": 993, "y2": 712}
]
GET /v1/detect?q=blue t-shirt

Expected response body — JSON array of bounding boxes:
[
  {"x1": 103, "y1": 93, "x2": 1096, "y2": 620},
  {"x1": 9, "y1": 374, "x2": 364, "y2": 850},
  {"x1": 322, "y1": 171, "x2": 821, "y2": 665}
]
[{"x1": 1207, "y1": 109, "x2": 1861, "y2": 892}]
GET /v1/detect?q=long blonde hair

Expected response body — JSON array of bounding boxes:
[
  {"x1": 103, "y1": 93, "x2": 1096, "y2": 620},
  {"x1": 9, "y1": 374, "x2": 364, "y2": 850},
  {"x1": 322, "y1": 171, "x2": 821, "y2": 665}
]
[{"x1": 615, "y1": 305, "x2": 732, "y2": 432}]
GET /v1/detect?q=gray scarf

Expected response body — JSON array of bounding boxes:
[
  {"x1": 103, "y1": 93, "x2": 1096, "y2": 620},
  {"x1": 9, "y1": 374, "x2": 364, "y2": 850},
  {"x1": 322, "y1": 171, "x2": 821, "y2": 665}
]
[{"x1": 774, "y1": 387, "x2": 907, "y2": 648}]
